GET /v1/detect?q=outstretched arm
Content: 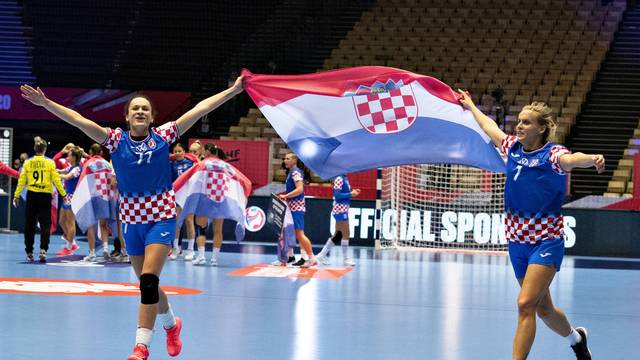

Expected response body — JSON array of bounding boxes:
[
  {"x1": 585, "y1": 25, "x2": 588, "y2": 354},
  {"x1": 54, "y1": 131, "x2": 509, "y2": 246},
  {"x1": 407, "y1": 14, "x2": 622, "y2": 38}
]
[
  {"x1": 559, "y1": 153, "x2": 605, "y2": 173},
  {"x1": 20, "y1": 85, "x2": 108, "y2": 143},
  {"x1": 175, "y1": 76, "x2": 244, "y2": 136},
  {"x1": 457, "y1": 90, "x2": 506, "y2": 148}
]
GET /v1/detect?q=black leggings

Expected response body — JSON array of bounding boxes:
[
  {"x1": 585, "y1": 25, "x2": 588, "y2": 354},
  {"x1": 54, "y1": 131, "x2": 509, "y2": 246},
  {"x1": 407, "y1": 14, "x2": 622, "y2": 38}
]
[{"x1": 24, "y1": 191, "x2": 52, "y2": 254}]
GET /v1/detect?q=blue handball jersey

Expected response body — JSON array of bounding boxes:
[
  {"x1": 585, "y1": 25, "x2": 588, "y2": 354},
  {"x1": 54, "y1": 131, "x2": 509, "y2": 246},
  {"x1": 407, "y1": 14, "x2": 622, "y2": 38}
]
[
  {"x1": 332, "y1": 175, "x2": 351, "y2": 204},
  {"x1": 102, "y1": 122, "x2": 180, "y2": 224},
  {"x1": 332, "y1": 175, "x2": 352, "y2": 215},
  {"x1": 171, "y1": 158, "x2": 195, "y2": 181},
  {"x1": 64, "y1": 164, "x2": 82, "y2": 194},
  {"x1": 285, "y1": 167, "x2": 305, "y2": 212},
  {"x1": 501, "y1": 135, "x2": 571, "y2": 244}
]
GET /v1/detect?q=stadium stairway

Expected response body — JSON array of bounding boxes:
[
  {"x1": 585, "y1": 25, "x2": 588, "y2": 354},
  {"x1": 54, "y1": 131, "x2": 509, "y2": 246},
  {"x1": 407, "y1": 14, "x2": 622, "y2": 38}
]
[{"x1": 566, "y1": 4, "x2": 640, "y2": 197}]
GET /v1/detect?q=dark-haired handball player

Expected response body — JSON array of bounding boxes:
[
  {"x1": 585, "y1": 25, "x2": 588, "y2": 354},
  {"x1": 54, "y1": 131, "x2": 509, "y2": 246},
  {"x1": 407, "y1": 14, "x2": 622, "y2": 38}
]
[
  {"x1": 275, "y1": 152, "x2": 317, "y2": 267},
  {"x1": 191, "y1": 143, "x2": 231, "y2": 266},
  {"x1": 458, "y1": 91, "x2": 602, "y2": 360},
  {"x1": 21, "y1": 75, "x2": 244, "y2": 360},
  {"x1": 316, "y1": 174, "x2": 360, "y2": 267},
  {"x1": 56, "y1": 146, "x2": 83, "y2": 255},
  {"x1": 169, "y1": 143, "x2": 196, "y2": 261}
]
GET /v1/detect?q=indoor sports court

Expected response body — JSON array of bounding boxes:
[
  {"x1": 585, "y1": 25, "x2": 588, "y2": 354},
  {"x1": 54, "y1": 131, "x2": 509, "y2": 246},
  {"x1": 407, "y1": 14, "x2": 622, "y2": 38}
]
[{"x1": 2, "y1": 0, "x2": 640, "y2": 359}]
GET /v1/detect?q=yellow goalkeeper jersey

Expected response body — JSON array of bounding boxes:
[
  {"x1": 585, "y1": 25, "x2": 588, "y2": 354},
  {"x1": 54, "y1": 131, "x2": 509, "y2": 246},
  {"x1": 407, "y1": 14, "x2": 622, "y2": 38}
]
[{"x1": 14, "y1": 155, "x2": 66, "y2": 197}]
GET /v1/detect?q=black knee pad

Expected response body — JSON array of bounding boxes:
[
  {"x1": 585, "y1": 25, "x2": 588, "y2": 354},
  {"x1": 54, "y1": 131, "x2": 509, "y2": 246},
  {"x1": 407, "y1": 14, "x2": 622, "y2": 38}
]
[
  {"x1": 196, "y1": 223, "x2": 208, "y2": 237},
  {"x1": 139, "y1": 273, "x2": 159, "y2": 305}
]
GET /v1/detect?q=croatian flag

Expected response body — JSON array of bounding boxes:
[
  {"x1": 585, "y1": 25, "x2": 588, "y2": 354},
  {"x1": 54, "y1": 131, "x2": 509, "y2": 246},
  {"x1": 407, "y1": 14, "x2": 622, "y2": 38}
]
[
  {"x1": 277, "y1": 208, "x2": 296, "y2": 263},
  {"x1": 242, "y1": 66, "x2": 506, "y2": 179},
  {"x1": 70, "y1": 156, "x2": 117, "y2": 232},
  {"x1": 174, "y1": 157, "x2": 252, "y2": 241}
]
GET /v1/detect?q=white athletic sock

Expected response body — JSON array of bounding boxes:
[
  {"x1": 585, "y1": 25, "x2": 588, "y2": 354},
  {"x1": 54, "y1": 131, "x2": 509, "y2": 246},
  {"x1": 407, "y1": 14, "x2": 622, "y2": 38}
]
[
  {"x1": 318, "y1": 239, "x2": 334, "y2": 258},
  {"x1": 173, "y1": 238, "x2": 179, "y2": 249},
  {"x1": 213, "y1": 247, "x2": 221, "y2": 260},
  {"x1": 187, "y1": 239, "x2": 195, "y2": 251},
  {"x1": 135, "y1": 327, "x2": 154, "y2": 347},
  {"x1": 198, "y1": 246, "x2": 205, "y2": 258},
  {"x1": 158, "y1": 304, "x2": 177, "y2": 330},
  {"x1": 300, "y1": 249, "x2": 309, "y2": 260},
  {"x1": 341, "y1": 239, "x2": 350, "y2": 258},
  {"x1": 565, "y1": 328, "x2": 582, "y2": 346},
  {"x1": 88, "y1": 249, "x2": 95, "y2": 256},
  {"x1": 102, "y1": 242, "x2": 109, "y2": 252}
]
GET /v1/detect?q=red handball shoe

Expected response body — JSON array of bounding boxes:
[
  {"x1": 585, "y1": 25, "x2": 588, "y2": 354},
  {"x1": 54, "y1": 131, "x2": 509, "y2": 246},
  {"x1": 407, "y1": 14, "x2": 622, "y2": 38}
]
[
  {"x1": 56, "y1": 247, "x2": 72, "y2": 256},
  {"x1": 165, "y1": 316, "x2": 182, "y2": 357},
  {"x1": 126, "y1": 344, "x2": 149, "y2": 360}
]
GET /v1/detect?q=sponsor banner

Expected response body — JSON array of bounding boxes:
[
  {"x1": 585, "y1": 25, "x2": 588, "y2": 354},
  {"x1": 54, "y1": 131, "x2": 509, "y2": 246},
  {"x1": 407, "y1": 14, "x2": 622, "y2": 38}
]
[
  {"x1": 0, "y1": 85, "x2": 190, "y2": 123},
  {"x1": 235, "y1": 196, "x2": 577, "y2": 248},
  {"x1": 228, "y1": 264, "x2": 352, "y2": 279},
  {"x1": 190, "y1": 138, "x2": 270, "y2": 190},
  {"x1": 265, "y1": 194, "x2": 286, "y2": 235},
  {"x1": 0, "y1": 277, "x2": 201, "y2": 296}
]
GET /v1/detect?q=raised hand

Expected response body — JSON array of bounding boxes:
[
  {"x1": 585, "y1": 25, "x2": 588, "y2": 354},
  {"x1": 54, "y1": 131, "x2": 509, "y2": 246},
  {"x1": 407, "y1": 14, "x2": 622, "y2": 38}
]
[
  {"x1": 457, "y1": 89, "x2": 475, "y2": 110},
  {"x1": 230, "y1": 76, "x2": 244, "y2": 96},
  {"x1": 20, "y1": 85, "x2": 48, "y2": 106}
]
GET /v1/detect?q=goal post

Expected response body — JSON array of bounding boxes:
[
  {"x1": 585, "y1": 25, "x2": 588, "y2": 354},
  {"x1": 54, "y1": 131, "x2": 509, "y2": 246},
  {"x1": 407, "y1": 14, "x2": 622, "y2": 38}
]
[{"x1": 377, "y1": 164, "x2": 507, "y2": 251}]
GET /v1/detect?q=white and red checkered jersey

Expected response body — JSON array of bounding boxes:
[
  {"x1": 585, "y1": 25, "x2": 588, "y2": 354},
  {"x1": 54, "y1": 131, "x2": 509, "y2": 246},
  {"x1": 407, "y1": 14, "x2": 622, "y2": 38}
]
[
  {"x1": 104, "y1": 121, "x2": 180, "y2": 224},
  {"x1": 503, "y1": 135, "x2": 571, "y2": 243},
  {"x1": 119, "y1": 189, "x2": 176, "y2": 224}
]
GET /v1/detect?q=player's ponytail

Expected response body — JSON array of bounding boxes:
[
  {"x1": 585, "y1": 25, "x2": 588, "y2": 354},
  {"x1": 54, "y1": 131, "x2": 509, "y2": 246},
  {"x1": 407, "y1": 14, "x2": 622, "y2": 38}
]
[
  {"x1": 33, "y1": 136, "x2": 47, "y2": 154},
  {"x1": 285, "y1": 152, "x2": 311, "y2": 184},
  {"x1": 204, "y1": 143, "x2": 227, "y2": 160}
]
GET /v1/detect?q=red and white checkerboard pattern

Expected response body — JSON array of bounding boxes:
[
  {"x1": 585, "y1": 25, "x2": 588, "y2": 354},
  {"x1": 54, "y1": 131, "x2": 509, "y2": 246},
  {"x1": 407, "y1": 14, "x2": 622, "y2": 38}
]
[
  {"x1": 102, "y1": 128, "x2": 123, "y2": 154},
  {"x1": 92, "y1": 171, "x2": 112, "y2": 200},
  {"x1": 501, "y1": 135, "x2": 517, "y2": 155},
  {"x1": 331, "y1": 203, "x2": 349, "y2": 215},
  {"x1": 354, "y1": 86, "x2": 417, "y2": 134},
  {"x1": 333, "y1": 177, "x2": 343, "y2": 190},
  {"x1": 151, "y1": 121, "x2": 179, "y2": 144},
  {"x1": 206, "y1": 171, "x2": 229, "y2": 203},
  {"x1": 119, "y1": 190, "x2": 176, "y2": 224},
  {"x1": 287, "y1": 198, "x2": 306, "y2": 212},
  {"x1": 505, "y1": 211, "x2": 564, "y2": 244},
  {"x1": 550, "y1": 145, "x2": 571, "y2": 175}
]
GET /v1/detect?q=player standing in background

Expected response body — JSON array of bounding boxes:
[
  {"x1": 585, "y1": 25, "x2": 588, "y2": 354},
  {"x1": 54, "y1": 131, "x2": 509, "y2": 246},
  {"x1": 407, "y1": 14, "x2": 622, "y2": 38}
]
[
  {"x1": 13, "y1": 136, "x2": 67, "y2": 263},
  {"x1": 316, "y1": 174, "x2": 360, "y2": 267}
]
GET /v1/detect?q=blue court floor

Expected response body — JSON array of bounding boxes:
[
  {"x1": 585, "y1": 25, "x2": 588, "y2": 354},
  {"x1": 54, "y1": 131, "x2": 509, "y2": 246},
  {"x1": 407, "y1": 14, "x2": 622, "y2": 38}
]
[{"x1": 0, "y1": 233, "x2": 638, "y2": 360}]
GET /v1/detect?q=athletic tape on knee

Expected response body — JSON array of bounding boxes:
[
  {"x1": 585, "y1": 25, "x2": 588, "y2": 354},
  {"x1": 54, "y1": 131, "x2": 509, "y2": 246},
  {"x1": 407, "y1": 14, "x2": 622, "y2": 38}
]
[
  {"x1": 196, "y1": 224, "x2": 208, "y2": 237},
  {"x1": 139, "y1": 273, "x2": 159, "y2": 305}
]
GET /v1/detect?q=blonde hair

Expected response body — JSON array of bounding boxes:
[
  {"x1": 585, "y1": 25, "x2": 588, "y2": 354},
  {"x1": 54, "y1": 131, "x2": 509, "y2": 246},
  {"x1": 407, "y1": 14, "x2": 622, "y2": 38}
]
[
  {"x1": 33, "y1": 136, "x2": 47, "y2": 154},
  {"x1": 521, "y1": 102, "x2": 557, "y2": 142}
]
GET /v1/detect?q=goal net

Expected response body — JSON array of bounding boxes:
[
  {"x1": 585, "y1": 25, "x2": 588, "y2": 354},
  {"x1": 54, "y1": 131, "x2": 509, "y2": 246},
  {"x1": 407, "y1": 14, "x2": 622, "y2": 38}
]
[{"x1": 378, "y1": 164, "x2": 507, "y2": 251}]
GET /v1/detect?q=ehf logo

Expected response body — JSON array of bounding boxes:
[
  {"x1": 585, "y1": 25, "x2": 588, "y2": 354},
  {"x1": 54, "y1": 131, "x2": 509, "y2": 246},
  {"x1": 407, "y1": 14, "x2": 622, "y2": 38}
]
[
  {"x1": 245, "y1": 206, "x2": 266, "y2": 232},
  {"x1": 347, "y1": 79, "x2": 418, "y2": 134},
  {"x1": 147, "y1": 139, "x2": 156, "y2": 149},
  {"x1": 134, "y1": 143, "x2": 147, "y2": 153}
]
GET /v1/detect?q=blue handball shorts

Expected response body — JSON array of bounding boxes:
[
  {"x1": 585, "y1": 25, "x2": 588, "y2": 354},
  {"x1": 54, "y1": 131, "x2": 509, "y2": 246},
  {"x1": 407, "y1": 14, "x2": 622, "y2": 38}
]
[
  {"x1": 332, "y1": 212, "x2": 349, "y2": 222},
  {"x1": 291, "y1": 211, "x2": 305, "y2": 230},
  {"x1": 122, "y1": 218, "x2": 176, "y2": 256},
  {"x1": 508, "y1": 237, "x2": 565, "y2": 279}
]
